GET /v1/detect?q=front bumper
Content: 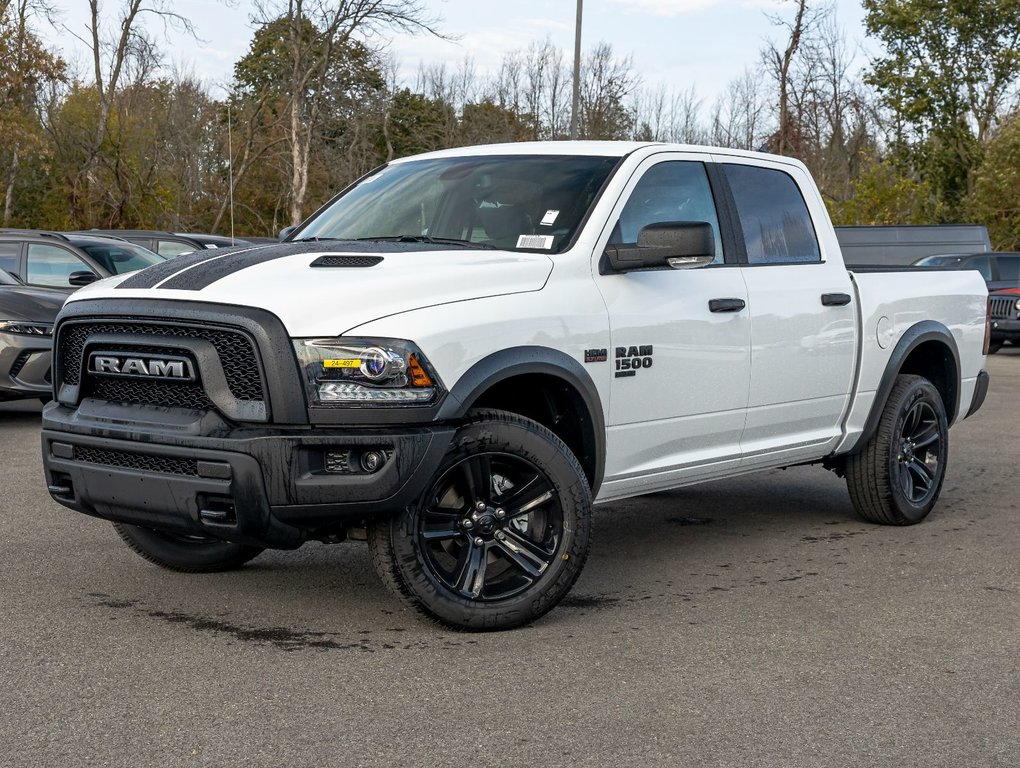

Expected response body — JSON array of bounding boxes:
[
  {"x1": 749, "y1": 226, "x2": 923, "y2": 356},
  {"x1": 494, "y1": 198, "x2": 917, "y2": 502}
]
[
  {"x1": 0, "y1": 331, "x2": 52, "y2": 400},
  {"x1": 41, "y1": 402, "x2": 454, "y2": 549},
  {"x1": 990, "y1": 317, "x2": 1020, "y2": 342}
]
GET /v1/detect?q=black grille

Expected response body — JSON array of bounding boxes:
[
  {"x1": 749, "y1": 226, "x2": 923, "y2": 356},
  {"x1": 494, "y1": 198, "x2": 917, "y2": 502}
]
[
  {"x1": 990, "y1": 296, "x2": 1015, "y2": 319},
  {"x1": 310, "y1": 255, "x2": 383, "y2": 268},
  {"x1": 90, "y1": 377, "x2": 213, "y2": 410},
  {"x1": 59, "y1": 321, "x2": 264, "y2": 401},
  {"x1": 72, "y1": 445, "x2": 199, "y2": 476}
]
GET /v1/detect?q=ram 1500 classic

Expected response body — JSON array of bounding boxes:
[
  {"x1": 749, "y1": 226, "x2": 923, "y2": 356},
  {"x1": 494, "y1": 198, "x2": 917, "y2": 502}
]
[{"x1": 42, "y1": 142, "x2": 991, "y2": 630}]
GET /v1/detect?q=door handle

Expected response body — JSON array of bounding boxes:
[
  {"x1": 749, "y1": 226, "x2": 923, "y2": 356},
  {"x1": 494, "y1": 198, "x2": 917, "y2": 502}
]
[
  {"x1": 821, "y1": 293, "x2": 852, "y2": 306},
  {"x1": 708, "y1": 298, "x2": 746, "y2": 313}
]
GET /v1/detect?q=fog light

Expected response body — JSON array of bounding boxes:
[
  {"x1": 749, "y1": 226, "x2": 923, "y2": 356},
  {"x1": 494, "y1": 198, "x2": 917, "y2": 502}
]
[{"x1": 361, "y1": 450, "x2": 385, "y2": 473}]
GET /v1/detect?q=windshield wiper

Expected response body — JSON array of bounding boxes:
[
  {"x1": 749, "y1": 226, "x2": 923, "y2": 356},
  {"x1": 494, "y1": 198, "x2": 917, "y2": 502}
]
[
  {"x1": 293, "y1": 236, "x2": 341, "y2": 242},
  {"x1": 355, "y1": 235, "x2": 499, "y2": 250}
]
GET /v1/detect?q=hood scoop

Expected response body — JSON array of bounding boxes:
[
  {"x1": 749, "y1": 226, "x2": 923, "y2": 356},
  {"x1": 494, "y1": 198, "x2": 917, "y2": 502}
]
[{"x1": 310, "y1": 255, "x2": 384, "y2": 268}]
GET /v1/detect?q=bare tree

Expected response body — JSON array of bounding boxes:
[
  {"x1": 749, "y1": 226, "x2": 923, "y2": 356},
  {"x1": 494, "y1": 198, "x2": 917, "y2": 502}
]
[
  {"x1": 578, "y1": 42, "x2": 639, "y2": 140},
  {"x1": 711, "y1": 68, "x2": 769, "y2": 150}
]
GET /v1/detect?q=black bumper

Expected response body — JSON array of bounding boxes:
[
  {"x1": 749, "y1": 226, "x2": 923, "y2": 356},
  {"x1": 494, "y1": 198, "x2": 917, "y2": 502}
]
[
  {"x1": 41, "y1": 403, "x2": 454, "y2": 549},
  {"x1": 990, "y1": 317, "x2": 1020, "y2": 342}
]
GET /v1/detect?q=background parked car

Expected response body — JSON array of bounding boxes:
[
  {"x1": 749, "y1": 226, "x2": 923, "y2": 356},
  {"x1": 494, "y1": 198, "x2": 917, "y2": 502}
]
[
  {"x1": 71, "y1": 230, "x2": 253, "y2": 257},
  {"x1": 913, "y1": 251, "x2": 1020, "y2": 292},
  {"x1": 0, "y1": 266, "x2": 64, "y2": 402},
  {"x1": 0, "y1": 230, "x2": 164, "y2": 291},
  {"x1": 989, "y1": 287, "x2": 1020, "y2": 354}
]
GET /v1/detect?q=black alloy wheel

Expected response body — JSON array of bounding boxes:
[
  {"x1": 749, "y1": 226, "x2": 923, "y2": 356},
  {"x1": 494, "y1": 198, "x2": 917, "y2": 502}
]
[
  {"x1": 418, "y1": 451, "x2": 563, "y2": 601},
  {"x1": 846, "y1": 374, "x2": 949, "y2": 525},
  {"x1": 370, "y1": 409, "x2": 592, "y2": 631},
  {"x1": 892, "y1": 399, "x2": 942, "y2": 505}
]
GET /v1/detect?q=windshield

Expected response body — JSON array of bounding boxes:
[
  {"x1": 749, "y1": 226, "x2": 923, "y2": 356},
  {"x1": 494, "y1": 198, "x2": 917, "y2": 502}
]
[
  {"x1": 295, "y1": 155, "x2": 620, "y2": 253},
  {"x1": 79, "y1": 241, "x2": 164, "y2": 274},
  {"x1": 915, "y1": 255, "x2": 968, "y2": 267}
]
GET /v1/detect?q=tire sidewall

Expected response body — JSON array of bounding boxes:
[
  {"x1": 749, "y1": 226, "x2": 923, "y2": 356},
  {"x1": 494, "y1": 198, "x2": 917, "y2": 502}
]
[
  {"x1": 385, "y1": 416, "x2": 592, "y2": 630},
  {"x1": 884, "y1": 379, "x2": 949, "y2": 523}
]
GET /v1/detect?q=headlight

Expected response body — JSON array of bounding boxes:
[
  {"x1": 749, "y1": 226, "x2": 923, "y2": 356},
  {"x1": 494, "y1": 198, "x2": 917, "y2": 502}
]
[
  {"x1": 0, "y1": 321, "x2": 52, "y2": 336},
  {"x1": 293, "y1": 337, "x2": 443, "y2": 407},
  {"x1": 1014, "y1": 299, "x2": 1020, "y2": 312}
]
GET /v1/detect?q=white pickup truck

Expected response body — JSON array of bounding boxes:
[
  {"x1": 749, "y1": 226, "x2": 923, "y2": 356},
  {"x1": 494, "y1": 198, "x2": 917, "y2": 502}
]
[{"x1": 42, "y1": 142, "x2": 990, "y2": 630}]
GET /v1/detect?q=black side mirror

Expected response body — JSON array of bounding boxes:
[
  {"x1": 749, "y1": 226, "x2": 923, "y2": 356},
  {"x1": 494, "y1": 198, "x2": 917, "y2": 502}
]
[
  {"x1": 279, "y1": 225, "x2": 297, "y2": 241},
  {"x1": 603, "y1": 221, "x2": 716, "y2": 273},
  {"x1": 68, "y1": 270, "x2": 99, "y2": 287}
]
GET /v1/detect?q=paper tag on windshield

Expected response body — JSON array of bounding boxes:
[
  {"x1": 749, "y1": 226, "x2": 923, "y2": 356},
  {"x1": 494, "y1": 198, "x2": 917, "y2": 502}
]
[
  {"x1": 540, "y1": 210, "x2": 560, "y2": 226},
  {"x1": 517, "y1": 235, "x2": 555, "y2": 250}
]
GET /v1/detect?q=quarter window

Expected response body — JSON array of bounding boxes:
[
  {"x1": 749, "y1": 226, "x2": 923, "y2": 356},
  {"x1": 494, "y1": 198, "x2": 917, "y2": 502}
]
[
  {"x1": 26, "y1": 243, "x2": 93, "y2": 287},
  {"x1": 722, "y1": 164, "x2": 821, "y2": 264},
  {"x1": 612, "y1": 161, "x2": 725, "y2": 264}
]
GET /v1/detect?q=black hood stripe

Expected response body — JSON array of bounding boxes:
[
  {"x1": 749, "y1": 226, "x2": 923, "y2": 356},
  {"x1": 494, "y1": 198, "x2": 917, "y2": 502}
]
[
  {"x1": 115, "y1": 243, "x2": 268, "y2": 289},
  {"x1": 147, "y1": 240, "x2": 455, "y2": 292}
]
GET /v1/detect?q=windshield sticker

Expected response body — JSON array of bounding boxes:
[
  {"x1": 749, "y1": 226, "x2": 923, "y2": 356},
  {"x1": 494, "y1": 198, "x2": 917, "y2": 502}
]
[
  {"x1": 540, "y1": 210, "x2": 560, "y2": 226},
  {"x1": 517, "y1": 234, "x2": 555, "y2": 250}
]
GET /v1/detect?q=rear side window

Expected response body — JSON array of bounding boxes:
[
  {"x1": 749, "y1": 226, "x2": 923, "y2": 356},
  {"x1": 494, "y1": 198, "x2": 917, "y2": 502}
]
[
  {"x1": 157, "y1": 240, "x2": 195, "y2": 257},
  {"x1": 995, "y1": 256, "x2": 1020, "y2": 282},
  {"x1": 722, "y1": 164, "x2": 821, "y2": 264},
  {"x1": 26, "y1": 243, "x2": 91, "y2": 287},
  {"x1": 0, "y1": 241, "x2": 19, "y2": 278}
]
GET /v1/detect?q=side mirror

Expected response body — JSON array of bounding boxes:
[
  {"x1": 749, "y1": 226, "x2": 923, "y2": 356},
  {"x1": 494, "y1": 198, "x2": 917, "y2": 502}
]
[
  {"x1": 279, "y1": 225, "x2": 297, "y2": 242},
  {"x1": 68, "y1": 270, "x2": 99, "y2": 287},
  {"x1": 603, "y1": 221, "x2": 716, "y2": 273}
]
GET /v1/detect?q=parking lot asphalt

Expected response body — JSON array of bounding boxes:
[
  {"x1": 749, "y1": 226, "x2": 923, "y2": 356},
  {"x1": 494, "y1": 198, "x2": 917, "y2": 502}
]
[{"x1": 2, "y1": 351, "x2": 1018, "y2": 768}]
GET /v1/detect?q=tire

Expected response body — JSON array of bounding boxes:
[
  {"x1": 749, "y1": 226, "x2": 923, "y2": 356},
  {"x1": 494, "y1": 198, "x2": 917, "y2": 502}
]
[
  {"x1": 846, "y1": 374, "x2": 949, "y2": 525},
  {"x1": 369, "y1": 409, "x2": 593, "y2": 631},
  {"x1": 987, "y1": 341, "x2": 1002, "y2": 354},
  {"x1": 113, "y1": 522, "x2": 264, "y2": 573}
]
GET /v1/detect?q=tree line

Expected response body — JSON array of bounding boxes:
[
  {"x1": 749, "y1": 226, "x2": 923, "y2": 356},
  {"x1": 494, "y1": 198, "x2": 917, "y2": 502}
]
[{"x1": 2, "y1": 0, "x2": 1020, "y2": 246}]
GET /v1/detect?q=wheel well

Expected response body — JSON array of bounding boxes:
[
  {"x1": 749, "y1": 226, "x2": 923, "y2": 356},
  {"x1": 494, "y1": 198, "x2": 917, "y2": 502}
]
[
  {"x1": 898, "y1": 340, "x2": 958, "y2": 421},
  {"x1": 468, "y1": 373, "x2": 598, "y2": 489}
]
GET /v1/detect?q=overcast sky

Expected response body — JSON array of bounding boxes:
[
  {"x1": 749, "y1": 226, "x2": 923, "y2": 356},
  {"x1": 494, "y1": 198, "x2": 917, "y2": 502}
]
[{"x1": 53, "y1": 0, "x2": 871, "y2": 102}]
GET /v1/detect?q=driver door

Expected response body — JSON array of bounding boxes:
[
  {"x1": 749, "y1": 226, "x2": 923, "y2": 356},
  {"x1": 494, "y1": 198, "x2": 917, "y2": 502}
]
[{"x1": 593, "y1": 153, "x2": 751, "y2": 501}]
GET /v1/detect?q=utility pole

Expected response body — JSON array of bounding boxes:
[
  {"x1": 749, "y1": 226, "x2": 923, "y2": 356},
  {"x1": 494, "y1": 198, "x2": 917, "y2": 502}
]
[{"x1": 570, "y1": 0, "x2": 582, "y2": 139}]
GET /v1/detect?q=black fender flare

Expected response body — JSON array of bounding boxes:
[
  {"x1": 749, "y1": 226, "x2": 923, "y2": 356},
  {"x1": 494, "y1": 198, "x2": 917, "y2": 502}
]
[
  {"x1": 852, "y1": 320, "x2": 961, "y2": 453},
  {"x1": 437, "y1": 346, "x2": 606, "y2": 494}
]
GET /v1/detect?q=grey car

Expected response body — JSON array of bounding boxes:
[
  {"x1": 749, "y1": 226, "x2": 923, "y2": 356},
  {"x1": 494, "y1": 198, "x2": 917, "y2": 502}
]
[{"x1": 0, "y1": 268, "x2": 64, "y2": 401}]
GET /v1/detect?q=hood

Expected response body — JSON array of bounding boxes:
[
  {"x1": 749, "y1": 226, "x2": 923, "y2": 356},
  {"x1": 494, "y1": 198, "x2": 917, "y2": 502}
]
[
  {"x1": 0, "y1": 284, "x2": 67, "y2": 322},
  {"x1": 67, "y1": 240, "x2": 554, "y2": 336}
]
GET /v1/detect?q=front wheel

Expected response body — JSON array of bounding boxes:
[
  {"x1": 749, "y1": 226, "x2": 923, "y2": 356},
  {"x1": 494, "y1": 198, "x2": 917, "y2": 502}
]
[
  {"x1": 369, "y1": 409, "x2": 593, "y2": 631},
  {"x1": 845, "y1": 374, "x2": 949, "y2": 525},
  {"x1": 113, "y1": 522, "x2": 264, "y2": 573}
]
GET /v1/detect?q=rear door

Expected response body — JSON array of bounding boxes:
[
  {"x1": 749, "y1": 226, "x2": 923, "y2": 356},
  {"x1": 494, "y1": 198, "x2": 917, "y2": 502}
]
[
  {"x1": 594, "y1": 152, "x2": 751, "y2": 498},
  {"x1": 714, "y1": 157, "x2": 857, "y2": 467}
]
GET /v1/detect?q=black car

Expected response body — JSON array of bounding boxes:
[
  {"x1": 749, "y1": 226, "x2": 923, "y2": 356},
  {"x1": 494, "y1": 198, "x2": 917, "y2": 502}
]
[
  {"x1": 72, "y1": 229, "x2": 252, "y2": 257},
  {"x1": 0, "y1": 267, "x2": 64, "y2": 401},
  {"x1": 988, "y1": 288, "x2": 1020, "y2": 354},
  {"x1": 913, "y1": 252, "x2": 1020, "y2": 292},
  {"x1": 0, "y1": 231, "x2": 164, "y2": 292}
]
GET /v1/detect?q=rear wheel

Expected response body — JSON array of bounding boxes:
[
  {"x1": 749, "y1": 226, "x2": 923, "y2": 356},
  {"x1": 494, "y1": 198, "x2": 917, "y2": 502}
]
[
  {"x1": 113, "y1": 522, "x2": 264, "y2": 573},
  {"x1": 369, "y1": 409, "x2": 592, "y2": 631},
  {"x1": 846, "y1": 374, "x2": 948, "y2": 525}
]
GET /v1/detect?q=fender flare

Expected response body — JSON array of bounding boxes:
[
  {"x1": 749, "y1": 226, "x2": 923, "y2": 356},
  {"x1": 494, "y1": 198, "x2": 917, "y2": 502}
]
[
  {"x1": 852, "y1": 320, "x2": 961, "y2": 453},
  {"x1": 437, "y1": 346, "x2": 606, "y2": 493}
]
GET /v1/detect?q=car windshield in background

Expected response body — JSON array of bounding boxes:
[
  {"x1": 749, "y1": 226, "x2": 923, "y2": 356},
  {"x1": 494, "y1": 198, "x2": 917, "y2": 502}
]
[
  {"x1": 294, "y1": 155, "x2": 621, "y2": 253},
  {"x1": 914, "y1": 255, "x2": 969, "y2": 267},
  {"x1": 79, "y1": 242, "x2": 164, "y2": 274}
]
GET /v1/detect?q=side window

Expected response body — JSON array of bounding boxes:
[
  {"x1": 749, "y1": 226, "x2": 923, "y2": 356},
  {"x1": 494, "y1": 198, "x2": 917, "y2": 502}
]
[
  {"x1": 970, "y1": 256, "x2": 993, "y2": 281},
  {"x1": 722, "y1": 164, "x2": 821, "y2": 264},
  {"x1": 612, "y1": 161, "x2": 725, "y2": 264},
  {"x1": 26, "y1": 243, "x2": 92, "y2": 287},
  {"x1": 0, "y1": 241, "x2": 20, "y2": 278},
  {"x1": 157, "y1": 240, "x2": 196, "y2": 257},
  {"x1": 993, "y1": 256, "x2": 1019, "y2": 283}
]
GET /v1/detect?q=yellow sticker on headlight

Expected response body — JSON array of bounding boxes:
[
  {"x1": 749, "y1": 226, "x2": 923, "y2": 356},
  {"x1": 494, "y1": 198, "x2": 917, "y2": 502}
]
[{"x1": 323, "y1": 359, "x2": 360, "y2": 369}]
